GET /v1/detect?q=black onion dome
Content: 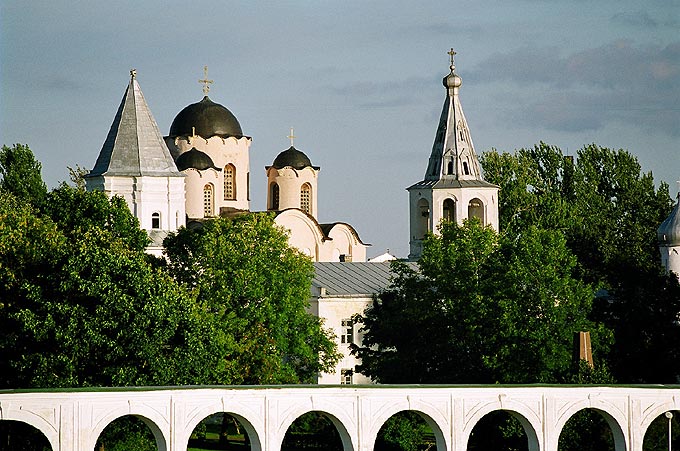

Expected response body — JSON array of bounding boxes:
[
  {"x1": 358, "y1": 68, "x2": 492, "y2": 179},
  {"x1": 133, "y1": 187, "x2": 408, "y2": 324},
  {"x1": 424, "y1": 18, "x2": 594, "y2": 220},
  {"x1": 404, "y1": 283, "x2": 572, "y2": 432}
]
[
  {"x1": 175, "y1": 148, "x2": 219, "y2": 171},
  {"x1": 271, "y1": 146, "x2": 319, "y2": 170},
  {"x1": 169, "y1": 96, "x2": 243, "y2": 138}
]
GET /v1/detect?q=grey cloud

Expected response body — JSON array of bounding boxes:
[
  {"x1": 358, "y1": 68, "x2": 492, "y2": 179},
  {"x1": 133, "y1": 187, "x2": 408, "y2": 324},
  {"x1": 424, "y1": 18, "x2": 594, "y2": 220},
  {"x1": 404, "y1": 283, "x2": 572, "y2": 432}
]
[
  {"x1": 472, "y1": 41, "x2": 680, "y2": 135},
  {"x1": 611, "y1": 11, "x2": 660, "y2": 28},
  {"x1": 329, "y1": 76, "x2": 438, "y2": 108}
]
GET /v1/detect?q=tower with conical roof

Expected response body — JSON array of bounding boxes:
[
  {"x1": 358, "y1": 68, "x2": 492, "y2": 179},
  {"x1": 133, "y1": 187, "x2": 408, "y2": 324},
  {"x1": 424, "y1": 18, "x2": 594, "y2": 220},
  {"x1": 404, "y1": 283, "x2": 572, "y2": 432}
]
[
  {"x1": 266, "y1": 129, "x2": 321, "y2": 219},
  {"x1": 407, "y1": 49, "x2": 499, "y2": 259},
  {"x1": 658, "y1": 192, "x2": 680, "y2": 280},
  {"x1": 85, "y1": 70, "x2": 186, "y2": 240},
  {"x1": 165, "y1": 67, "x2": 252, "y2": 219}
]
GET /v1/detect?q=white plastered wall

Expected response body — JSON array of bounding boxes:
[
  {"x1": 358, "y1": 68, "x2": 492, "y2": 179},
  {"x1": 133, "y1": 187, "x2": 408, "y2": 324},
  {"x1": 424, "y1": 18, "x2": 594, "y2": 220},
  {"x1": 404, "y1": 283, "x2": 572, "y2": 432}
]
[
  {"x1": 167, "y1": 135, "x2": 252, "y2": 215},
  {"x1": 308, "y1": 293, "x2": 373, "y2": 385},
  {"x1": 409, "y1": 185, "x2": 499, "y2": 259},
  {"x1": 86, "y1": 175, "x2": 186, "y2": 231},
  {"x1": 267, "y1": 166, "x2": 319, "y2": 219}
]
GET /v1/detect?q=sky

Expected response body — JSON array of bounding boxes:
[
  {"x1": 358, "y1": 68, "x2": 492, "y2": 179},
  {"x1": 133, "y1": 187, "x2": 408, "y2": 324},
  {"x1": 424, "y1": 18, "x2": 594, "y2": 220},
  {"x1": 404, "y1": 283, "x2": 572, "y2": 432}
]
[{"x1": 1, "y1": 0, "x2": 678, "y2": 258}]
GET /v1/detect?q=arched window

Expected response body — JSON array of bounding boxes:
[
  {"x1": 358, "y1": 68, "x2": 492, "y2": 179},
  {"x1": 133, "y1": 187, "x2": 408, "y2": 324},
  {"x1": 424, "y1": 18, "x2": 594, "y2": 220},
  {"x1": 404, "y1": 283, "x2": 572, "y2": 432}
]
[
  {"x1": 270, "y1": 183, "x2": 280, "y2": 210},
  {"x1": 300, "y1": 183, "x2": 312, "y2": 214},
  {"x1": 203, "y1": 183, "x2": 214, "y2": 217},
  {"x1": 468, "y1": 198, "x2": 484, "y2": 224},
  {"x1": 151, "y1": 212, "x2": 161, "y2": 229},
  {"x1": 223, "y1": 164, "x2": 236, "y2": 200},
  {"x1": 416, "y1": 198, "x2": 430, "y2": 238},
  {"x1": 462, "y1": 161, "x2": 470, "y2": 175},
  {"x1": 447, "y1": 160, "x2": 454, "y2": 175},
  {"x1": 443, "y1": 198, "x2": 455, "y2": 222}
]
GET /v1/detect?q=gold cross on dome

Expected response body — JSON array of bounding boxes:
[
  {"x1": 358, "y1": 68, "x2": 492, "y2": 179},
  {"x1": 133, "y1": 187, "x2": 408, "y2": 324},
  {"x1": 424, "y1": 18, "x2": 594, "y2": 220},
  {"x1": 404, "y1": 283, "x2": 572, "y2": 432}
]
[
  {"x1": 448, "y1": 48, "x2": 457, "y2": 72},
  {"x1": 287, "y1": 127, "x2": 296, "y2": 146},
  {"x1": 198, "y1": 65, "x2": 213, "y2": 95}
]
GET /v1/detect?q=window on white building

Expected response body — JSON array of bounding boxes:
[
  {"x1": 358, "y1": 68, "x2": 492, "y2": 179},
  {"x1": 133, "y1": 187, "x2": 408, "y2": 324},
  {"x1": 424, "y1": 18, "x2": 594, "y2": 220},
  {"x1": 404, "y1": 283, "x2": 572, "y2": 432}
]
[
  {"x1": 151, "y1": 212, "x2": 161, "y2": 229},
  {"x1": 203, "y1": 184, "x2": 214, "y2": 217},
  {"x1": 270, "y1": 183, "x2": 280, "y2": 210},
  {"x1": 300, "y1": 183, "x2": 311, "y2": 214},
  {"x1": 224, "y1": 164, "x2": 236, "y2": 200},
  {"x1": 341, "y1": 319, "x2": 354, "y2": 344},
  {"x1": 341, "y1": 369, "x2": 353, "y2": 385}
]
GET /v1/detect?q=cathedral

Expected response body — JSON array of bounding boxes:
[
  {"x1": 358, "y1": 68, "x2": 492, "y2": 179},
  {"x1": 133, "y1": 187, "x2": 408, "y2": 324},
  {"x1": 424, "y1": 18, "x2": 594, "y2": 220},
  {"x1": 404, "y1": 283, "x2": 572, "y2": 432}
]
[
  {"x1": 83, "y1": 52, "x2": 504, "y2": 383},
  {"x1": 85, "y1": 67, "x2": 367, "y2": 262},
  {"x1": 83, "y1": 50, "x2": 679, "y2": 384}
]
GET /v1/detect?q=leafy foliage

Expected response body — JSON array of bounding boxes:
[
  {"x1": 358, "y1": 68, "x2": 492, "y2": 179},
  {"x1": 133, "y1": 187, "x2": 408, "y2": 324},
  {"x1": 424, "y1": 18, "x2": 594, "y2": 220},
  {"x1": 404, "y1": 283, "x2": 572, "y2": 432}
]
[
  {"x1": 0, "y1": 143, "x2": 47, "y2": 209},
  {"x1": 0, "y1": 188, "x2": 210, "y2": 388},
  {"x1": 482, "y1": 143, "x2": 680, "y2": 383},
  {"x1": 353, "y1": 219, "x2": 602, "y2": 384},
  {"x1": 163, "y1": 213, "x2": 339, "y2": 384},
  {"x1": 374, "y1": 412, "x2": 435, "y2": 451}
]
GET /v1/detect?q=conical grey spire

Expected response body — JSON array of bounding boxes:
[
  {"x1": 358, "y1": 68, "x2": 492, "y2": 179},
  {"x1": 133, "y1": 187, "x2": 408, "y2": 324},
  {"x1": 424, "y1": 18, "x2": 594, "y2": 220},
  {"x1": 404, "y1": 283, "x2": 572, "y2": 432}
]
[
  {"x1": 424, "y1": 53, "x2": 484, "y2": 183},
  {"x1": 89, "y1": 70, "x2": 180, "y2": 177}
]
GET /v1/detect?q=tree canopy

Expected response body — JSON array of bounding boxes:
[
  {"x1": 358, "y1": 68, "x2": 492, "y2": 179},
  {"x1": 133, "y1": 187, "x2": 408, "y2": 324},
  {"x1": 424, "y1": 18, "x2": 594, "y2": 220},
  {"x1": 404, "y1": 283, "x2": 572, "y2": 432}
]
[
  {"x1": 355, "y1": 142, "x2": 678, "y2": 385},
  {"x1": 353, "y1": 219, "x2": 605, "y2": 384},
  {"x1": 482, "y1": 143, "x2": 680, "y2": 383},
  {"x1": 0, "y1": 144, "x2": 47, "y2": 208},
  {"x1": 0, "y1": 143, "x2": 337, "y2": 389},
  {"x1": 164, "y1": 213, "x2": 339, "y2": 384}
]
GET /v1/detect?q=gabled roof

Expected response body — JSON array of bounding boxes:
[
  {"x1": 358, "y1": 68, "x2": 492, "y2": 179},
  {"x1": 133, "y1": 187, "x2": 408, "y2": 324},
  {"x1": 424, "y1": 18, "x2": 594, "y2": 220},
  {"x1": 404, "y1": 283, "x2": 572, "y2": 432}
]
[
  {"x1": 313, "y1": 261, "x2": 418, "y2": 297},
  {"x1": 88, "y1": 71, "x2": 181, "y2": 178}
]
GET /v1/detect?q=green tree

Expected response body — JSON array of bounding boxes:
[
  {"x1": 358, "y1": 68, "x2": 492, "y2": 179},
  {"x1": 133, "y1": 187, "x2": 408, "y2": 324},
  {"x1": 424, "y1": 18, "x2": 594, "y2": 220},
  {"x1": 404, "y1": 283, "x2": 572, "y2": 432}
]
[
  {"x1": 353, "y1": 219, "x2": 602, "y2": 384},
  {"x1": 481, "y1": 143, "x2": 680, "y2": 383},
  {"x1": 0, "y1": 189, "x2": 213, "y2": 388},
  {"x1": 164, "y1": 213, "x2": 339, "y2": 384},
  {"x1": 0, "y1": 143, "x2": 47, "y2": 208}
]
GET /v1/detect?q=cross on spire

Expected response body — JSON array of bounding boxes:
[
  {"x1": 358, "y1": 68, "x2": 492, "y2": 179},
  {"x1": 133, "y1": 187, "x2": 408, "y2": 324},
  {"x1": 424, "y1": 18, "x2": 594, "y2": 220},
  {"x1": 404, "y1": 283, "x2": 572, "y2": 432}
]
[
  {"x1": 130, "y1": 68, "x2": 137, "y2": 79},
  {"x1": 198, "y1": 65, "x2": 213, "y2": 95},
  {"x1": 448, "y1": 48, "x2": 457, "y2": 73},
  {"x1": 287, "y1": 127, "x2": 296, "y2": 146}
]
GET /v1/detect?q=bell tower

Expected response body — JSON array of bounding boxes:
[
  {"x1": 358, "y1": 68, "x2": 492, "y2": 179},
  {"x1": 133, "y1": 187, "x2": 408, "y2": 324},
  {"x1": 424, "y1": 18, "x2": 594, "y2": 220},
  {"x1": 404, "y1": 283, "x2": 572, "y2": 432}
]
[{"x1": 407, "y1": 49, "x2": 499, "y2": 259}]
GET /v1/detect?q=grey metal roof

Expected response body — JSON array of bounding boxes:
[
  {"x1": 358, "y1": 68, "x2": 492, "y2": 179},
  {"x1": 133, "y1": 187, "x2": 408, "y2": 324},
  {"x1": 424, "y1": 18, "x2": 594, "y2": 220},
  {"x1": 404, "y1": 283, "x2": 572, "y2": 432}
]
[
  {"x1": 407, "y1": 178, "x2": 499, "y2": 190},
  {"x1": 312, "y1": 262, "x2": 418, "y2": 297},
  {"x1": 88, "y1": 72, "x2": 182, "y2": 178}
]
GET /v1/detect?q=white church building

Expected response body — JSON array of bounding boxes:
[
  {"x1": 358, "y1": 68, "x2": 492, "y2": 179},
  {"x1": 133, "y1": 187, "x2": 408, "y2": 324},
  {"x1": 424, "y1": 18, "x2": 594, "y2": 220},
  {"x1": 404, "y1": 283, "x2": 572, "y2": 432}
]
[
  {"x1": 84, "y1": 50, "x2": 679, "y2": 385},
  {"x1": 84, "y1": 52, "x2": 504, "y2": 384}
]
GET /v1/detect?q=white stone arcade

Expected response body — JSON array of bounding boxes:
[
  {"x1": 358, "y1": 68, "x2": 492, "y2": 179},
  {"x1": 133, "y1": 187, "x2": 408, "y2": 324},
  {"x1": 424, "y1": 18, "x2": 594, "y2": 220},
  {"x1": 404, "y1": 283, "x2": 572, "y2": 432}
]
[{"x1": 1, "y1": 385, "x2": 678, "y2": 451}]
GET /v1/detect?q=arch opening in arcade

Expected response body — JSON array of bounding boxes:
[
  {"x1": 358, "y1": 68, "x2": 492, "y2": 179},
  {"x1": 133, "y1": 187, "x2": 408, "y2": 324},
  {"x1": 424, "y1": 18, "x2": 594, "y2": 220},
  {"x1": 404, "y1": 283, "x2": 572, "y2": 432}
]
[
  {"x1": 188, "y1": 412, "x2": 257, "y2": 450},
  {"x1": 375, "y1": 410, "x2": 444, "y2": 451},
  {"x1": 642, "y1": 410, "x2": 680, "y2": 451},
  {"x1": 466, "y1": 410, "x2": 536, "y2": 451},
  {"x1": 0, "y1": 420, "x2": 52, "y2": 451},
  {"x1": 281, "y1": 411, "x2": 347, "y2": 451},
  {"x1": 557, "y1": 408, "x2": 620, "y2": 451},
  {"x1": 95, "y1": 414, "x2": 163, "y2": 451}
]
